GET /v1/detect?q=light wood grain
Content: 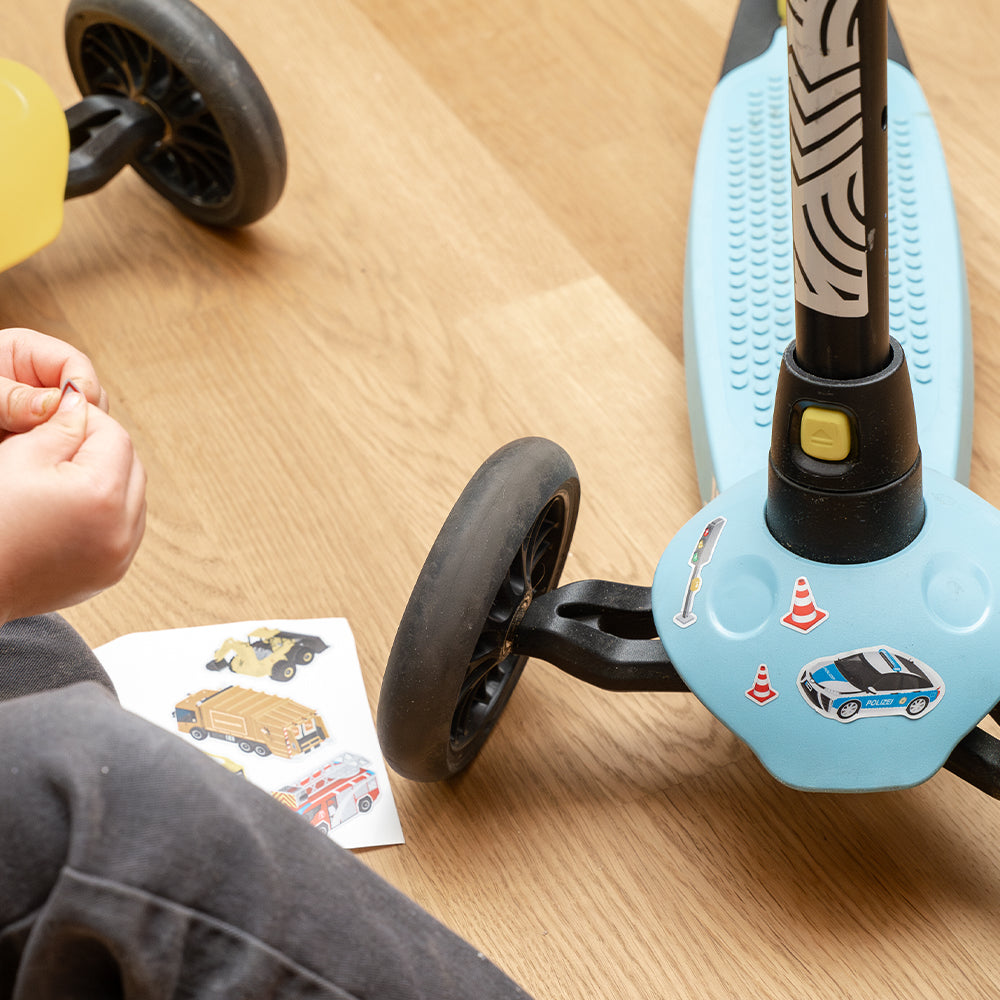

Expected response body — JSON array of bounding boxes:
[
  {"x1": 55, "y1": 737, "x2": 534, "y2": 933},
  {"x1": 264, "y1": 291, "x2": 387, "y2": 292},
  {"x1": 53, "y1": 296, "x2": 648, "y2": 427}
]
[{"x1": 5, "y1": 1, "x2": 1000, "y2": 997}]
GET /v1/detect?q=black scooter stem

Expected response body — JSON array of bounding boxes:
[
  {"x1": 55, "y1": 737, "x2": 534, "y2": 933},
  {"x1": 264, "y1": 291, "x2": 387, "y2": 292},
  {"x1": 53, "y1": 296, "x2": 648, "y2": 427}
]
[
  {"x1": 767, "y1": 0, "x2": 923, "y2": 561},
  {"x1": 788, "y1": 0, "x2": 890, "y2": 380}
]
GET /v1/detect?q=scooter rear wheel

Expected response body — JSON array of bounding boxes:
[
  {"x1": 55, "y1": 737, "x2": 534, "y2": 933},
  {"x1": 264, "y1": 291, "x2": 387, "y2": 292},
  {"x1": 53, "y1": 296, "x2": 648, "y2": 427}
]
[
  {"x1": 377, "y1": 437, "x2": 580, "y2": 782},
  {"x1": 65, "y1": 0, "x2": 286, "y2": 226}
]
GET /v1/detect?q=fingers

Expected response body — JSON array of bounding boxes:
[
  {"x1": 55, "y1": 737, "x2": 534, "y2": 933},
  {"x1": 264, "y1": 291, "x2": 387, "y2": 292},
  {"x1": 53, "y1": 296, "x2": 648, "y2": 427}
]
[
  {"x1": 32, "y1": 384, "x2": 90, "y2": 463},
  {"x1": 0, "y1": 328, "x2": 106, "y2": 410},
  {"x1": 2, "y1": 376, "x2": 137, "y2": 498},
  {"x1": 0, "y1": 385, "x2": 90, "y2": 468},
  {"x1": 0, "y1": 377, "x2": 62, "y2": 433}
]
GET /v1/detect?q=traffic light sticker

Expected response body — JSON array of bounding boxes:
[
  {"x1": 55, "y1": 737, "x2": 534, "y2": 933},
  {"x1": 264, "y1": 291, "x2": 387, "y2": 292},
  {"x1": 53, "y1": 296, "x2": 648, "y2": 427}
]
[{"x1": 673, "y1": 516, "x2": 727, "y2": 628}]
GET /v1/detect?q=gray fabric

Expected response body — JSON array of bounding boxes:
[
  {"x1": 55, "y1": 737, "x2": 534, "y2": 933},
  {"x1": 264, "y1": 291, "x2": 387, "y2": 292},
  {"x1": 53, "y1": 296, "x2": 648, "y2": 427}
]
[
  {"x1": 0, "y1": 619, "x2": 530, "y2": 999},
  {"x1": 0, "y1": 614, "x2": 116, "y2": 700}
]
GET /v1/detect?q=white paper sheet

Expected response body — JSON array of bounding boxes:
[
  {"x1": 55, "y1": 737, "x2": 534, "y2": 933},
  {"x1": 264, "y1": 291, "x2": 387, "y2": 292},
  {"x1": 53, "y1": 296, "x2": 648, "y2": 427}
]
[{"x1": 96, "y1": 618, "x2": 404, "y2": 850}]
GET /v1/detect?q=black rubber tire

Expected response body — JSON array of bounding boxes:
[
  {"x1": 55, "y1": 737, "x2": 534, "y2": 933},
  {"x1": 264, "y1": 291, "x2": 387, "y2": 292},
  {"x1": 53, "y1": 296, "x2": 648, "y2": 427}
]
[
  {"x1": 65, "y1": 0, "x2": 286, "y2": 226},
  {"x1": 270, "y1": 661, "x2": 296, "y2": 682},
  {"x1": 377, "y1": 437, "x2": 580, "y2": 782}
]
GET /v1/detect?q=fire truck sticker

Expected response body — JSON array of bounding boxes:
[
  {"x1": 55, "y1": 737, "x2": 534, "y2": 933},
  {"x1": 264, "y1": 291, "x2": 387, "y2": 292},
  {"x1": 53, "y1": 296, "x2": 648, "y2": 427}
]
[
  {"x1": 272, "y1": 753, "x2": 380, "y2": 836},
  {"x1": 797, "y1": 645, "x2": 945, "y2": 723}
]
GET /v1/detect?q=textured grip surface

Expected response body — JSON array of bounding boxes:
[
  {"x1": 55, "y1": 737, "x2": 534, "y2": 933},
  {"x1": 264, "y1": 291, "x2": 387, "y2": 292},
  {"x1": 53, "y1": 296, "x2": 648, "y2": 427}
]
[{"x1": 684, "y1": 29, "x2": 971, "y2": 500}]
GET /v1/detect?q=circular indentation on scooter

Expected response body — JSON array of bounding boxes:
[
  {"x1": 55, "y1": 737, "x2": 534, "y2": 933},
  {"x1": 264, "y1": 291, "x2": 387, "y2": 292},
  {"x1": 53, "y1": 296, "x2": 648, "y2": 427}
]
[
  {"x1": 708, "y1": 556, "x2": 778, "y2": 638},
  {"x1": 922, "y1": 554, "x2": 992, "y2": 631}
]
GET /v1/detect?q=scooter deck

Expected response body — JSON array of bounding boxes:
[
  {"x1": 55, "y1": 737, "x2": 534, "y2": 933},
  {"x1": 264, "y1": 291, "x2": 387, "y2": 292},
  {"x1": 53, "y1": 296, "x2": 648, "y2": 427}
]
[{"x1": 684, "y1": 1, "x2": 972, "y2": 502}]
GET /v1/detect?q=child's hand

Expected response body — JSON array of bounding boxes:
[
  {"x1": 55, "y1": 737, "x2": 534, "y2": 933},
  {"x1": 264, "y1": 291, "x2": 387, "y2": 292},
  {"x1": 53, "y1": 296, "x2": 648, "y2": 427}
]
[
  {"x1": 0, "y1": 386, "x2": 146, "y2": 622},
  {"x1": 0, "y1": 327, "x2": 108, "y2": 438}
]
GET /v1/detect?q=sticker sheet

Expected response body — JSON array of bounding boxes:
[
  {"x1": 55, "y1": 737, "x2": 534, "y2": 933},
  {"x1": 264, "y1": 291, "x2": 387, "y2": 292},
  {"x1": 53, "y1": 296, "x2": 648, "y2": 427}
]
[{"x1": 96, "y1": 618, "x2": 404, "y2": 850}]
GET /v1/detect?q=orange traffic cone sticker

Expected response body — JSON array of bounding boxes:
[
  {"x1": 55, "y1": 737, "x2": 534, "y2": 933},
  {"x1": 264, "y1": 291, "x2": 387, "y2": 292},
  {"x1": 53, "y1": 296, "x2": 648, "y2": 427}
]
[
  {"x1": 746, "y1": 663, "x2": 779, "y2": 705},
  {"x1": 781, "y1": 576, "x2": 828, "y2": 634}
]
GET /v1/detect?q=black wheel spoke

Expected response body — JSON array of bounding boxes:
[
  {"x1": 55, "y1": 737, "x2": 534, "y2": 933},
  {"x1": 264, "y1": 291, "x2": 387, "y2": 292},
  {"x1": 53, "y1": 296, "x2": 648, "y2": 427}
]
[
  {"x1": 451, "y1": 493, "x2": 571, "y2": 748},
  {"x1": 488, "y1": 571, "x2": 523, "y2": 623},
  {"x1": 526, "y1": 511, "x2": 555, "y2": 581},
  {"x1": 453, "y1": 632, "x2": 506, "y2": 732},
  {"x1": 520, "y1": 498, "x2": 564, "y2": 592},
  {"x1": 477, "y1": 614, "x2": 507, "y2": 651},
  {"x1": 121, "y1": 29, "x2": 155, "y2": 93},
  {"x1": 455, "y1": 656, "x2": 512, "y2": 744},
  {"x1": 81, "y1": 29, "x2": 131, "y2": 91},
  {"x1": 502, "y1": 500, "x2": 564, "y2": 612}
]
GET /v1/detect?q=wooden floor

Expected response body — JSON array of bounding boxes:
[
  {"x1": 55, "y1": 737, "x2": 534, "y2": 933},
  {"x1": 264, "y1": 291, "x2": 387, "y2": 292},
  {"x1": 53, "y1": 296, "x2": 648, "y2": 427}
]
[{"x1": 7, "y1": 1, "x2": 1000, "y2": 996}]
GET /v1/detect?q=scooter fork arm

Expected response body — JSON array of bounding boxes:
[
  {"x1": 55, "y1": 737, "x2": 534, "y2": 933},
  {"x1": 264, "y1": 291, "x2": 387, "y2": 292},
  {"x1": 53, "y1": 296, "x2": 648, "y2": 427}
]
[
  {"x1": 512, "y1": 578, "x2": 689, "y2": 692},
  {"x1": 65, "y1": 94, "x2": 164, "y2": 199},
  {"x1": 943, "y1": 707, "x2": 1000, "y2": 799}
]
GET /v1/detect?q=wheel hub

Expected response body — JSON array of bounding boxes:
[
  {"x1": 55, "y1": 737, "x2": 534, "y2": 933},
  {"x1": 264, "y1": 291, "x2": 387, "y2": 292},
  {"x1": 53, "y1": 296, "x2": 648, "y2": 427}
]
[{"x1": 502, "y1": 592, "x2": 534, "y2": 657}]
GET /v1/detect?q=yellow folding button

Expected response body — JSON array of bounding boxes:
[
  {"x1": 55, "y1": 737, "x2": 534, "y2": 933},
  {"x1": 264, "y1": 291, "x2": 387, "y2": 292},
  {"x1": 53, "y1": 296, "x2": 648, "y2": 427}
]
[{"x1": 800, "y1": 406, "x2": 852, "y2": 462}]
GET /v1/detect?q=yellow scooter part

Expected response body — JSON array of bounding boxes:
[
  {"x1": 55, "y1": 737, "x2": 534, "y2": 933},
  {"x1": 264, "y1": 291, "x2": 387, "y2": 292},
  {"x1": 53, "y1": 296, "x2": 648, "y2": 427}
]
[{"x1": 0, "y1": 58, "x2": 69, "y2": 273}]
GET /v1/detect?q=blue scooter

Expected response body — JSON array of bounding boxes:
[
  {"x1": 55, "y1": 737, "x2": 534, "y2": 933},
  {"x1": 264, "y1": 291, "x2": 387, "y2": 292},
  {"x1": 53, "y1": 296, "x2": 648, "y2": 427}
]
[{"x1": 376, "y1": 0, "x2": 1000, "y2": 801}]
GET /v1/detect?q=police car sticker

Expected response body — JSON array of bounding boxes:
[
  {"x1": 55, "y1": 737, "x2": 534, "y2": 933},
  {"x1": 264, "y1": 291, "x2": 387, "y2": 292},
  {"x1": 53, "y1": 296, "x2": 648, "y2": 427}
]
[{"x1": 797, "y1": 645, "x2": 945, "y2": 723}]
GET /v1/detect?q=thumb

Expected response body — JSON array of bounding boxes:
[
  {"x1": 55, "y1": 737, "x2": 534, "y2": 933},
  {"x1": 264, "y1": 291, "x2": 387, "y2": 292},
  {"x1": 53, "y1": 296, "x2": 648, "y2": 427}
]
[
  {"x1": 0, "y1": 376, "x2": 61, "y2": 433},
  {"x1": 24, "y1": 384, "x2": 89, "y2": 463}
]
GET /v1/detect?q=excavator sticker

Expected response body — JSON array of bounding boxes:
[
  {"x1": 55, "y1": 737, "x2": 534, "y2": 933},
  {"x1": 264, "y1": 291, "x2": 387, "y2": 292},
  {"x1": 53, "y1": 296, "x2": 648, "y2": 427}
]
[{"x1": 206, "y1": 627, "x2": 329, "y2": 682}]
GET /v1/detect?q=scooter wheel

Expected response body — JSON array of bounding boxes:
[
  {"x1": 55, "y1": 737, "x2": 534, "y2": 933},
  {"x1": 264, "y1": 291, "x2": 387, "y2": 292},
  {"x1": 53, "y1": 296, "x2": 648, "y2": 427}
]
[
  {"x1": 377, "y1": 437, "x2": 580, "y2": 782},
  {"x1": 64, "y1": 0, "x2": 286, "y2": 226}
]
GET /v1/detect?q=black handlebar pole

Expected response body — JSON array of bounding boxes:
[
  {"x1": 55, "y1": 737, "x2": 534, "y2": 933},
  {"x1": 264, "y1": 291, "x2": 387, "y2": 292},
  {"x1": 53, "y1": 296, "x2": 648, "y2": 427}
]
[
  {"x1": 788, "y1": 0, "x2": 890, "y2": 379},
  {"x1": 765, "y1": 0, "x2": 924, "y2": 563}
]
